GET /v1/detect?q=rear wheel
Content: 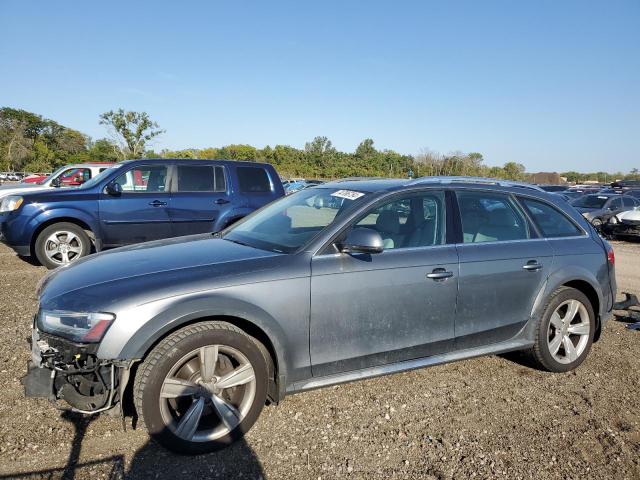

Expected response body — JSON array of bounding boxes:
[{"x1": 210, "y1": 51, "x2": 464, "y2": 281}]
[
  {"x1": 529, "y1": 287, "x2": 595, "y2": 372},
  {"x1": 134, "y1": 321, "x2": 268, "y2": 454},
  {"x1": 34, "y1": 222, "x2": 91, "y2": 269}
]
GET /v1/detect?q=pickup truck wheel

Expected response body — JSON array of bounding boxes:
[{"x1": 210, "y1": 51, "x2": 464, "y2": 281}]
[
  {"x1": 34, "y1": 223, "x2": 91, "y2": 269},
  {"x1": 528, "y1": 287, "x2": 595, "y2": 373},
  {"x1": 134, "y1": 321, "x2": 268, "y2": 454}
]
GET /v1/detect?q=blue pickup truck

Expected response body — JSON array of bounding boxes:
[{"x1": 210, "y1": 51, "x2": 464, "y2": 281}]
[{"x1": 0, "y1": 159, "x2": 284, "y2": 269}]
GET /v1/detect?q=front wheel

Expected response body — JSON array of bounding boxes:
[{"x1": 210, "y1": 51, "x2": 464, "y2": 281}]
[
  {"x1": 34, "y1": 222, "x2": 91, "y2": 269},
  {"x1": 133, "y1": 321, "x2": 268, "y2": 454},
  {"x1": 528, "y1": 287, "x2": 595, "y2": 373}
]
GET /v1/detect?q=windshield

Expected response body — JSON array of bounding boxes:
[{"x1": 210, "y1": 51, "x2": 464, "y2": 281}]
[
  {"x1": 224, "y1": 187, "x2": 372, "y2": 253},
  {"x1": 37, "y1": 166, "x2": 69, "y2": 185},
  {"x1": 571, "y1": 195, "x2": 610, "y2": 209},
  {"x1": 79, "y1": 165, "x2": 122, "y2": 189}
]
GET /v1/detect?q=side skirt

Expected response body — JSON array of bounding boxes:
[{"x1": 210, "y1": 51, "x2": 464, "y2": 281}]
[{"x1": 287, "y1": 338, "x2": 533, "y2": 395}]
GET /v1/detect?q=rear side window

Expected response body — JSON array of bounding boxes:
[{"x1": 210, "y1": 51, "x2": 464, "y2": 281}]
[
  {"x1": 622, "y1": 196, "x2": 636, "y2": 207},
  {"x1": 177, "y1": 165, "x2": 226, "y2": 192},
  {"x1": 237, "y1": 167, "x2": 271, "y2": 193},
  {"x1": 609, "y1": 198, "x2": 623, "y2": 209},
  {"x1": 456, "y1": 191, "x2": 529, "y2": 243},
  {"x1": 519, "y1": 198, "x2": 582, "y2": 238}
]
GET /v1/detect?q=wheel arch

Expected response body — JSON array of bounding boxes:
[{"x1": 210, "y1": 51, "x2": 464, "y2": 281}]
[
  {"x1": 530, "y1": 268, "x2": 605, "y2": 343},
  {"x1": 115, "y1": 297, "x2": 292, "y2": 403},
  {"x1": 562, "y1": 279, "x2": 602, "y2": 342},
  {"x1": 30, "y1": 215, "x2": 96, "y2": 256}
]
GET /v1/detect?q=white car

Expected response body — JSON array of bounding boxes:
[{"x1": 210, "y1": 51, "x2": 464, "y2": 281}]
[
  {"x1": 0, "y1": 163, "x2": 115, "y2": 202},
  {"x1": 613, "y1": 207, "x2": 640, "y2": 226}
]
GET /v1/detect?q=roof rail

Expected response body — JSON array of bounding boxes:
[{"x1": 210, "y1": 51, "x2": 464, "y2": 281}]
[
  {"x1": 330, "y1": 176, "x2": 387, "y2": 182},
  {"x1": 409, "y1": 176, "x2": 544, "y2": 192}
]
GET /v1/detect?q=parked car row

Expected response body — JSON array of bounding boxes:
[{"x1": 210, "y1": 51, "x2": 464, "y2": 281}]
[
  {"x1": 0, "y1": 172, "x2": 27, "y2": 182},
  {"x1": 22, "y1": 175, "x2": 616, "y2": 454},
  {"x1": 0, "y1": 159, "x2": 284, "y2": 268},
  {"x1": 535, "y1": 184, "x2": 640, "y2": 237},
  {"x1": 283, "y1": 178, "x2": 324, "y2": 195}
]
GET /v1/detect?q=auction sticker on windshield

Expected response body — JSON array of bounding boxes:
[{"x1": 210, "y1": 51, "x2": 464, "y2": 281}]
[{"x1": 331, "y1": 190, "x2": 365, "y2": 200}]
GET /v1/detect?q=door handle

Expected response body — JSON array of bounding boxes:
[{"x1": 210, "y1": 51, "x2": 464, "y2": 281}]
[
  {"x1": 214, "y1": 198, "x2": 230, "y2": 205},
  {"x1": 426, "y1": 268, "x2": 454, "y2": 280},
  {"x1": 149, "y1": 200, "x2": 167, "y2": 207},
  {"x1": 523, "y1": 260, "x2": 542, "y2": 272}
]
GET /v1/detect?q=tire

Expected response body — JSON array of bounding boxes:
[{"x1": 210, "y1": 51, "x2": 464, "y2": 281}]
[
  {"x1": 133, "y1": 321, "x2": 268, "y2": 454},
  {"x1": 34, "y1": 222, "x2": 91, "y2": 269},
  {"x1": 528, "y1": 287, "x2": 595, "y2": 373}
]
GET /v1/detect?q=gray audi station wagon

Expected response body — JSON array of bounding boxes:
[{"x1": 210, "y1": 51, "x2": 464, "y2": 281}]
[{"x1": 23, "y1": 177, "x2": 616, "y2": 454}]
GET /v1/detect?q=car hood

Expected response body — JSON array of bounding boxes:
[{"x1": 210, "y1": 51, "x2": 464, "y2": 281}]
[
  {"x1": 617, "y1": 209, "x2": 640, "y2": 224},
  {"x1": 39, "y1": 235, "x2": 284, "y2": 309},
  {"x1": 0, "y1": 183, "x2": 50, "y2": 198}
]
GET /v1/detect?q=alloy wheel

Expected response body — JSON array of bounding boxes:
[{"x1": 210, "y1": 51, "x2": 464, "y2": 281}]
[
  {"x1": 159, "y1": 345, "x2": 256, "y2": 442},
  {"x1": 44, "y1": 230, "x2": 84, "y2": 265},
  {"x1": 547, "y1": 299, "x2": 590, "y2": 364}
]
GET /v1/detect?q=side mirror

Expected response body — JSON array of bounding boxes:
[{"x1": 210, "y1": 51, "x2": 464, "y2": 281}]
[
  {"x1": 339, "y1": 228, "x2": 384, "y2": 254},
  {"x1": 105, "y1": 182, "x2": 123, "y2": 196},
  {"x1": 51, "y1": 177, "x2": 61, "y2": 188}
]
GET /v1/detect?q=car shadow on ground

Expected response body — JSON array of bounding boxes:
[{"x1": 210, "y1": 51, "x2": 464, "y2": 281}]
[{"x1": 0, "y1": 411, "x2": 265, "y2": 480}]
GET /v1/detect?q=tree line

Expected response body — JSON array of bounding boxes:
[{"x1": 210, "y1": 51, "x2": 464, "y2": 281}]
[{"x1": 1, "y1": 107, "x2": 637, "y2": 182}]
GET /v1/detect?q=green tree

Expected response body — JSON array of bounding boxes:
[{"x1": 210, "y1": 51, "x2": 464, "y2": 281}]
[{"x1": 99, "y1": 109, "x2": 164, "y2": 159}]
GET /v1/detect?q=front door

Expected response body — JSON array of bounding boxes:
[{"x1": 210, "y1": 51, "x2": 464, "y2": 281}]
[
  {"x1": 453, "y1": 190, "x2": 554, "y2": 349},
  {"x1": 99, "y1": 164, "x2": 172, "y2": 247},
  {"x1": 310, "y1": 190, "x2": 458, "y2": 377},
  {"x1": 170, "y1": 164, "x2": 231, "y2": 236}
]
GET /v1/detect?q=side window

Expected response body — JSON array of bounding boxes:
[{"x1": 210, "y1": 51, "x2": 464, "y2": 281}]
[
  {"x1": 352, "y1": 192, "x2": 446, "y2": 250},
  {"x1": 519, "y1": 197, "x2": 582, "y2": 238},
  {"x1": 177, "y1": 165, "x2": 226, "y2": 192},
  {"x1": 622, "y1": 196, "x2": 635, "y2": 207},
  {"x1": 114, "y1": 165, "x2": 168, "y2": 193},
  {"x1": 609, "y1": 198, "x2": 623, "y2": 209},
  {"x1": 456, "y1": 191, "x2": 529, "y2": 243},
  {"x1": 237, "y1": 167, "x2": 271, "y2": 193},
  {"x1": 60, "y1": 168, "x2": 91, "y2": 185}
]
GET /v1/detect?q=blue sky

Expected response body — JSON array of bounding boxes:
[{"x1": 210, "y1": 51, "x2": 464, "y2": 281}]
[{"x1": 1, "y1": 0, "x2": 638, "y2": 172}]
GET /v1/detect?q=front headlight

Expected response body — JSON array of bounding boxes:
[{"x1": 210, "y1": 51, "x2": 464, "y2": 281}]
[
  {"x1": 37, "y1": 310, "x2": 116, "y2": 343},
  {"x1": 0, "y1": 195, "x2": 23, "y2": 213}
]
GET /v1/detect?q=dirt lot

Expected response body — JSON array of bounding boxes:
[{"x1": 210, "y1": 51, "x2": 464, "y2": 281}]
[{"x1": 0, "y1": 242, "x2": 638, "y2": 480}]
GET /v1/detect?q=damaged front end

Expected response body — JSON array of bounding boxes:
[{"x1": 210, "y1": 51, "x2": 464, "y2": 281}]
[{"x1": 23, "y1": 327, "x2": 134, "y2": 415}]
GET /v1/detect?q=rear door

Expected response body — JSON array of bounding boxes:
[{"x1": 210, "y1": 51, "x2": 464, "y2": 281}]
[
  {"x1": 453, "y1": 190, "x2": 554, "y2": 349},
  {"x1": 99, "y1": 163, "x2": 172, "y2": 247},
  {"x1": 169, "y1": 164, "x2": 230, "y2": 236}
]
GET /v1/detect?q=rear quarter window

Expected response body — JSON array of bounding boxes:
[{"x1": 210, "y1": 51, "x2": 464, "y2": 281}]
[
  {"x1": 519, "y1": 197, "x2": 583, "y2": 238},
  {"x1": 237, "y1": 166, "x2": 272, "y2": 193}
]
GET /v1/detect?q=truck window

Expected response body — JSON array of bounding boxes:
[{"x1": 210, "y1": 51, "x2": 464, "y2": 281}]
[{"x1": 237, "y1": 167, "x2": 271, "y2": 193}]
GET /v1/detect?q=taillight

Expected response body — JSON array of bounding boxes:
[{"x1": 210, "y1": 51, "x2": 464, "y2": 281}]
[{"x1": 607, "y1": 248, "x2": 615, "y2": 266}]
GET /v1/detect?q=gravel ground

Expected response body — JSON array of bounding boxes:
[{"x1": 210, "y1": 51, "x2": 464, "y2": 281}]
[{"x1": 0, "y1": 241, "x2": 638, "y2": 479}]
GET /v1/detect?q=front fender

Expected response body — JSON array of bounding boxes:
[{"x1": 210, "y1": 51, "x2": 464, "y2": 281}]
[
  {"x1": 101, "y1": 277, "x2": 312, "y2": 392},
  {"x1": 6, "y1": 206, "x2": 100, "y2": 249}
]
